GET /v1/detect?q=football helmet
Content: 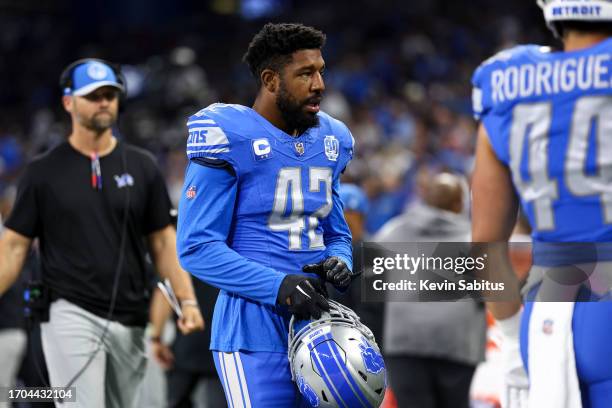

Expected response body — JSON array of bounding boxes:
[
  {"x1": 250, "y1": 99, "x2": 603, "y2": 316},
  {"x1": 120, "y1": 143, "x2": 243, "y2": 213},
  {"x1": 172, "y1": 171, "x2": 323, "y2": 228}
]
[
  {"x1": 288, "y1": 300, "x2": 386, "y2": 408},
  {"x1": 537, "y1": 0, "x2": 612, "y2": 37}
]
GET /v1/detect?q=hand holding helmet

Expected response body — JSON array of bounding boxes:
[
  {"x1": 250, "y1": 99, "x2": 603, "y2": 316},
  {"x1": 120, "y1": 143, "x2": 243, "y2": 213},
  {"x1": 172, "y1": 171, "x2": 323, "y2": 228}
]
[
  {"x1": 289, "y1": 300, "x2": 387, "y2": 407},
  {"x1": 277, "y1": 274, "x2": 330, "y2": 320}
]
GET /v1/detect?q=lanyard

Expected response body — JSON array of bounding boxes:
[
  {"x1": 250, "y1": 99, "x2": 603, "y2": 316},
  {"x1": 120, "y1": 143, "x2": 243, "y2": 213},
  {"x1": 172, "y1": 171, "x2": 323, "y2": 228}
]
[{"x1": 90, "y1": 152, "x2": 102, "y2": 190}]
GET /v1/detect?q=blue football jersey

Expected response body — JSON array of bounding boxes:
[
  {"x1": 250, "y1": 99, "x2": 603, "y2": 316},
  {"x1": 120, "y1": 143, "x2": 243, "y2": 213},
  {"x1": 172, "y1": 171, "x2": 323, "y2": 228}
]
[
  {"x1": 177, "y1": 103, "x2": 354, "y2": 352},
  {"x1": 472, "y1": 38, "x2": 612, "y2": 247}
]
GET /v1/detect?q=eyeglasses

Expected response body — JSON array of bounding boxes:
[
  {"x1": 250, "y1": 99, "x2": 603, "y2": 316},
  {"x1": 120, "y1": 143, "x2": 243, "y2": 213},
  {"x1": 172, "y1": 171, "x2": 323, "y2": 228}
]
[{"x1": 82, "y1": 91, "x2": 119, "y2": 102}]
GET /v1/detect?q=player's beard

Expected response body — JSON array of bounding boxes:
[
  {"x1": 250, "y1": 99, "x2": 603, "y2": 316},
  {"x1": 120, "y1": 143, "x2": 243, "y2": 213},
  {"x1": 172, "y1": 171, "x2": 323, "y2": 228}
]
[
  {"x1": 276, "y1": 81, "x2": 320, "y2": 135},
  {"x1": 77, "y1": 109, "x2": 117, "y2": 133}
]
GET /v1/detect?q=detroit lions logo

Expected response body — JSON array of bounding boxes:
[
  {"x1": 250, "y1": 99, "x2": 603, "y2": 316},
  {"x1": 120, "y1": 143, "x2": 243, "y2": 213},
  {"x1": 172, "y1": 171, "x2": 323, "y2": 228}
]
[
  {"x1": 87, "y1": 62, "x2": 108, "y2": 80},
  {"x1": 114, "y1": 173, "x2": 134, "y2": 188},
  {"x1": 297, "y1": 374, "x2": 320, "y2": 407},
  {"x1": 359, "y1": 338, "x2": 385, "y2": 374}
]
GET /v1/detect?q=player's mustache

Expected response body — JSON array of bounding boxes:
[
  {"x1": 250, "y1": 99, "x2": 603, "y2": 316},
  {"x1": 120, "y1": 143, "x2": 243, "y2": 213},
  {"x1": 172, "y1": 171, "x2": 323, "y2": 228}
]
[{"x1": 303, "y1": 94, "x2": 322, "y2": 106}]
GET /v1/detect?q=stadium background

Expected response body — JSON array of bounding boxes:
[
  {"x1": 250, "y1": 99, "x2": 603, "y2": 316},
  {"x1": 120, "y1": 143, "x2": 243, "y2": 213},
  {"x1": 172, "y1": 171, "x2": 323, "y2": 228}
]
[
  {"x1": 0, "y1": 0, "x2": 552, "y2": 223},
  {"x1": 0, "y1": 0, "x2": 551, "y2": 406}
]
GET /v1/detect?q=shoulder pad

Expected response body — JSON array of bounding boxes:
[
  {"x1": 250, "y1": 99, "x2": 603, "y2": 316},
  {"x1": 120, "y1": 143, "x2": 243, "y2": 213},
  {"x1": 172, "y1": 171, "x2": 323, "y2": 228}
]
[
  {"x1": 186, "y1": 104, "x2": 252, "y2": 162},
  {"x1": 471, "y1": 44, "x2": 542, "y2": 120}
]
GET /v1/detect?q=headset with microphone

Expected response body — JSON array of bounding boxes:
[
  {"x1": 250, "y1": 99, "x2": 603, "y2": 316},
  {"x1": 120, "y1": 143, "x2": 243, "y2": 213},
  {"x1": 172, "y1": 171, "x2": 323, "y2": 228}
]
[{"x1": 59, "y1": 58, "x2": 128, "y2": 110}]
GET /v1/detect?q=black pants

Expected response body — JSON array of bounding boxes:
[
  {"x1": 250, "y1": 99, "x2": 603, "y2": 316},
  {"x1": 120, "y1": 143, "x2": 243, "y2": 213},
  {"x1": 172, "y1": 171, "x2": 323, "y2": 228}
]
[
  {"x1": 167, "y1": 369, "x2": 226, "y2": 408},
  {"x1": 386, "y1": 355, "x2": 476, "y2": 408}
]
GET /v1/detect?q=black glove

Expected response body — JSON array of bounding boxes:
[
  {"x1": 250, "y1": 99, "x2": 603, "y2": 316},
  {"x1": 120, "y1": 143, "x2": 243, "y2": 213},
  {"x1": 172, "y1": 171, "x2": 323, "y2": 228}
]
[
  {"x1": 302, "y1": 256, "x2": 353, "y2": 290},
  {"x1": 277, "y1": 275, "x2": 330, "y2": 320}
]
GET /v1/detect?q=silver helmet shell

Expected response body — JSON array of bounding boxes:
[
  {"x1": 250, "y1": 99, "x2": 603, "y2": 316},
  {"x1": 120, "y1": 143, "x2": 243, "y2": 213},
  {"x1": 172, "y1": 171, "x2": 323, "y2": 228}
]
[
  {"x1": 288, "y1": 300, "x2": 387, "y2": 408},
  {"x1": 537, "y1": 0, "x2": 612, "y2": 37}
]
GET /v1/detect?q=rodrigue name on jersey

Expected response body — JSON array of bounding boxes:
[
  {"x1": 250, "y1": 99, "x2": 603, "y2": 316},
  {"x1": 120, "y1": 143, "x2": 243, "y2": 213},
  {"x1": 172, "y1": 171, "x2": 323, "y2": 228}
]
[{"x1": 472, "y1": 38, "x2": 612, "y2": 260}]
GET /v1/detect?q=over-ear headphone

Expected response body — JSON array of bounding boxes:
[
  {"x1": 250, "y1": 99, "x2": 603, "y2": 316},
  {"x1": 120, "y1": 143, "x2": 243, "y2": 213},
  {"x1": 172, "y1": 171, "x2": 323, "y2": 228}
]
[{"x1": 59, "y1": 58, "x2": 127, "y2": 98}]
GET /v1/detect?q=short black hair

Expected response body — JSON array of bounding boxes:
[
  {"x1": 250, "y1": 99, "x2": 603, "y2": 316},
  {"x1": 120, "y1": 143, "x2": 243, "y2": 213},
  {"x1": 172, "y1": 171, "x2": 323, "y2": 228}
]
[
  {"x1": 558, "y1": 21, "x2": 612, "y2": 37},
  {"x1": 243, "y1": 23, "x2": 326, "y2": 86}
]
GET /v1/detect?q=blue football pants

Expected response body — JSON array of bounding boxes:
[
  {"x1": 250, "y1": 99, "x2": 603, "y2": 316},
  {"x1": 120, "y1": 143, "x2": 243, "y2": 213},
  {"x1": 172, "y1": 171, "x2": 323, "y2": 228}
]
[{"x1": 213, "y1": 350, "x2": 311, "y2": 408}]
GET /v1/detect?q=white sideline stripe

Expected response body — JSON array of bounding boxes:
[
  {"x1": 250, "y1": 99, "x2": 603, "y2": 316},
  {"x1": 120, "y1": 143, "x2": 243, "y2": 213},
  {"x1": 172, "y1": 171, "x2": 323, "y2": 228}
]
[
  {"x1": 189, "y1": 126, "x2": 216, "y2": 131},
  {"x1": 234, "y1": 352, "x2": 252, "y2": 407},
  {"x1": 218, "y1": 352, "x2": 235, "y2": 408},
  {"x1": 186, "y1": 148, "x2": 230, "y2": 155},
  {"x1": 223, "y1": 352, "x2": 247, "y2": 408},
  {"x1": 187, "y1": 119, "x2": 216, "y2": 125},
  {"x1": 187, "y1": 143, "x2": 230, "y2": 147}
]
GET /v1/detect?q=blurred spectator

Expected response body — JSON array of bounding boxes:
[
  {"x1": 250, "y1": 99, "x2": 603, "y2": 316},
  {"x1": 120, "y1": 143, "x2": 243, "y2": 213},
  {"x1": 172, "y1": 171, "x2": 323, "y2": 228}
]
[
  {"x1": 0, "y1": 193, "x2": 27, "y2": 405},
  {"x1": 376, "y1": 172, "x2": 486, "y2": 408},
  {"x1": 149, "y1": 277, "x2": 225, "y2": 408},
  {"x1": 0, "y1": 2, "x2": 552, "y2": 238}
]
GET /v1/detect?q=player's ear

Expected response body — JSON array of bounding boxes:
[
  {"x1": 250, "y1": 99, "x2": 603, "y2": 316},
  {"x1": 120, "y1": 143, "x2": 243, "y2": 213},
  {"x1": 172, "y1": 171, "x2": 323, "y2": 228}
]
[
  {"x1": 62, "y1": 95, "x2": 74, "y2": 113},
  {"x1": 261, "y1": 69, "x2": 279, "y2": 93}
]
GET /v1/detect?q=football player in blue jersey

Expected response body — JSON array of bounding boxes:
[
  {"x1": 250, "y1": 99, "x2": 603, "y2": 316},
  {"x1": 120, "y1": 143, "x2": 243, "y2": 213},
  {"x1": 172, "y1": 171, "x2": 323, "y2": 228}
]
[
  {"x1": 471, "y1": 1, "x2": 612, "y2": 407},
  {"x1": 176, "y1": 23, "x2": 356, "y2": 407}
]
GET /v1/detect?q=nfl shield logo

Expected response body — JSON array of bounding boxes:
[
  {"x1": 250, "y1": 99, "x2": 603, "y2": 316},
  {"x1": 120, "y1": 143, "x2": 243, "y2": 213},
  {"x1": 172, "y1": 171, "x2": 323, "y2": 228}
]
[
  {"x1": 324, "y1": 135, "x2": 339, "y2": 161},
  {"x1": 294, "y1": 142, "x2": 305, "y2": 156},
  {"x1": 186, "y1": 185, "x2": 196, "y2": 199}
]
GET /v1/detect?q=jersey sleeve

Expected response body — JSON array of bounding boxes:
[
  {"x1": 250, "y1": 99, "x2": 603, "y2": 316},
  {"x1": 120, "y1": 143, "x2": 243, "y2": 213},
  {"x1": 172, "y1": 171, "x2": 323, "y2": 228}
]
[
  {"x1": 338, "y1": 123, "x2": 355, "y2": 174},
  {"x1": 471, "y1": 64, "x2": 493, "y2": 122},
  {"x1": 4, "y1": 165, "x2": 41, "y2": 238},
  {"x1": 322, "y1": 176, "x2": 353, "y2": 272},
  {"x1": 176, "y1": 161, "x2": 286, "y2": 305},
  {"x1": 186, "y1": 110, "x2": 236, "y2": 169},
  {"x1": 471, "y1": 55, "x2": 512, "y2": 166},
  {"x1": 318, "y1": 117, "x2": 354, "y2": 271}
]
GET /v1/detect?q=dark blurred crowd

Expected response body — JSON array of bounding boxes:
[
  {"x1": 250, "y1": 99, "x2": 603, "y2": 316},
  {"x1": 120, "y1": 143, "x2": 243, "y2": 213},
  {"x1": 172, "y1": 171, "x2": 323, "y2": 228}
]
[{"x1": 0, "y1": 0, "x2": 552, "y2": 232}]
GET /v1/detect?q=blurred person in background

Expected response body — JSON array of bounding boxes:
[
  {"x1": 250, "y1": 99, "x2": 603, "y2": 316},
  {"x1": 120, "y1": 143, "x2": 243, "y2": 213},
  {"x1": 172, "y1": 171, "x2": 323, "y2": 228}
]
[
  {"x1": 0, "y1": 186, "x2": 54, "y2": 408},
  {"x1": 0, "y1": 188, "x2": 27, "y2": 407},
  {"x1": 470, "y1": 212, "x2": 533, "y2": 407},
  {"x1": 376, "y1": 172, "x2": 486, "y2": 408},
  {"x1": 471, "y1": 1, "x2": 612, "y2": 406},
  {"x1": 0, "y1": 58, "x2": 203, "y2": 408},
  {"x1": 148, "y1": 276, "x2": 225, "y2": 408}
]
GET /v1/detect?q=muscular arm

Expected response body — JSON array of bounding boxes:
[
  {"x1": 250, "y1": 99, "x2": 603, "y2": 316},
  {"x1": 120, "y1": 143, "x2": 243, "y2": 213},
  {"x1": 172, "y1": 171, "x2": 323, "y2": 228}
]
[
  {"x1": 322, "y1": 177, "x2": 353, "y2": 271},
  {"x1": 148, "y1": 288, "x2": 175, "y2": 369},
  {"x1": 176, "y1": 162, "x2": 286, "y2": 305},
  {"x1": 148, "y1": 225, "x2": 196, "y2": 302},
  {"x1": 149, "y1": 287, "x2": 173, "y2": 339},
  {"x1": 0, "y1": 228, "x2": 32, "y2": 296},
  {"x1": 471, "y1": 124, "x2": 521, "y2": 319},
  {"x1": 149, "y1": 225, "x2": 204, "y2": 333}
]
